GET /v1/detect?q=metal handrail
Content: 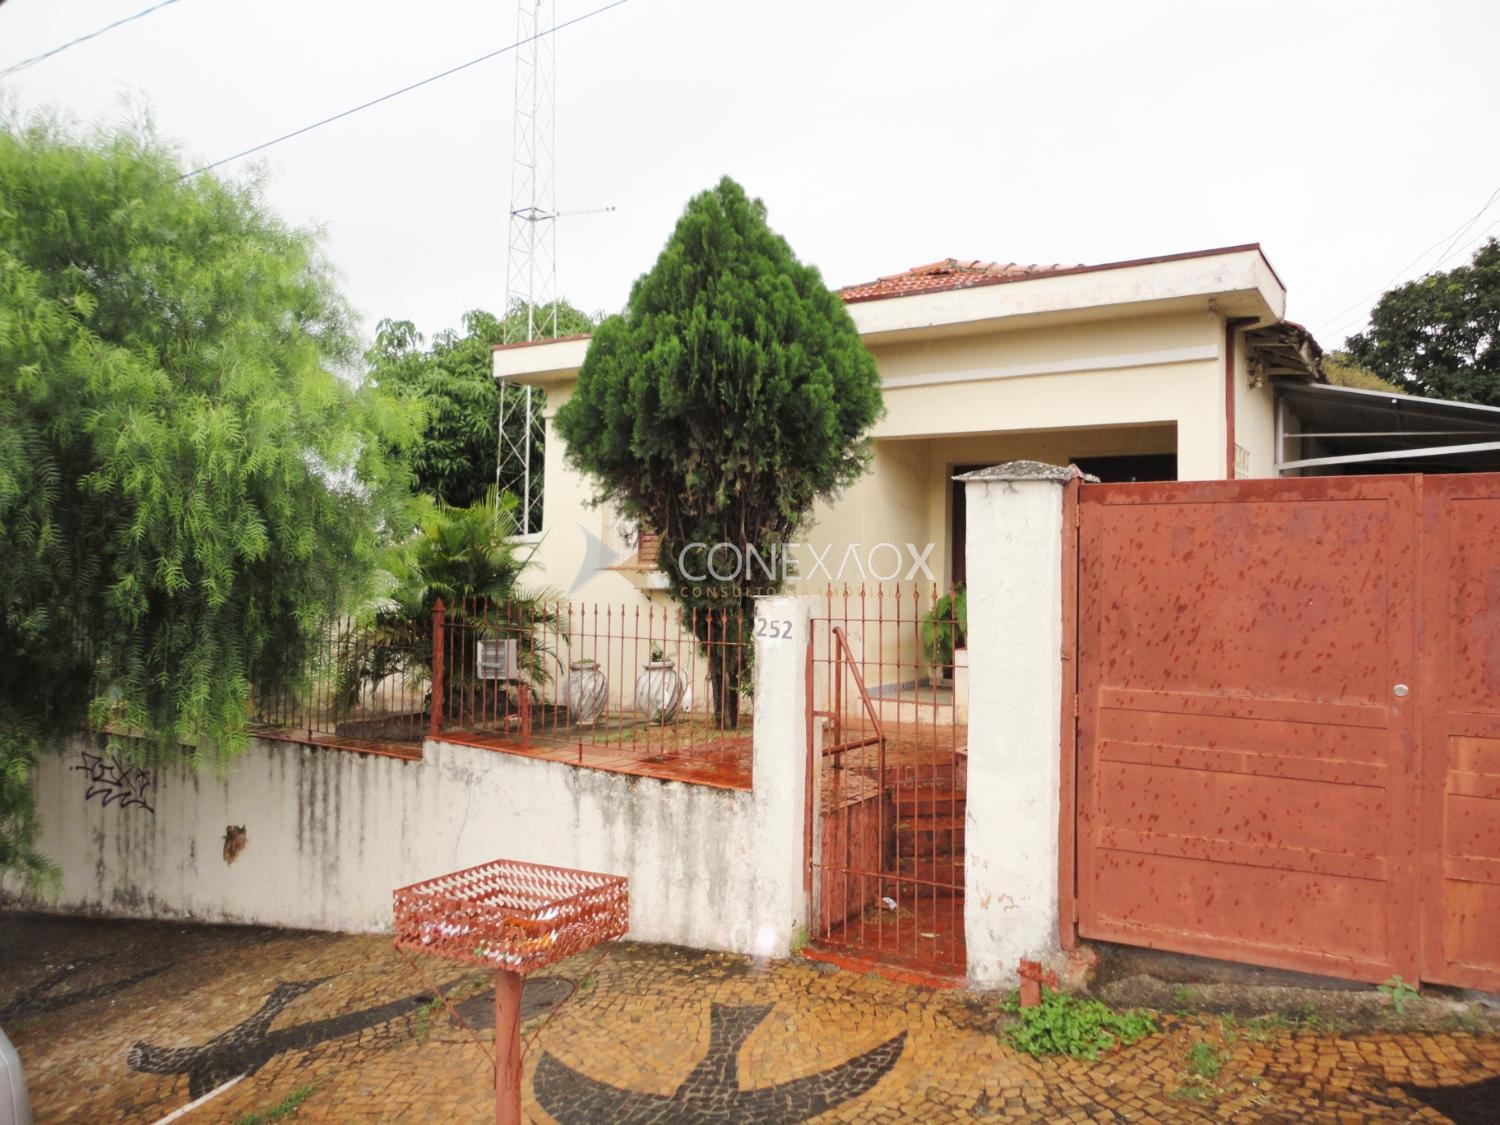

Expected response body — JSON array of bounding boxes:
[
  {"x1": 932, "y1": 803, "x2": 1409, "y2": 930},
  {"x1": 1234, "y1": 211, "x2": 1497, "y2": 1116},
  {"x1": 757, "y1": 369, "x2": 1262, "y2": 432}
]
[{"x1": 819, "y1": 626, "x2": 886, "y2": 761}]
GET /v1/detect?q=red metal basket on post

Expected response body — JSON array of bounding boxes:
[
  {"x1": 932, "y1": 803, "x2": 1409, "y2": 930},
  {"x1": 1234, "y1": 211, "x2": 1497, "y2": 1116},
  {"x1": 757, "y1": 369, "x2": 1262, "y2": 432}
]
[{"x1": 393, "y1": 859, "x2": 628, "y2": 1124}]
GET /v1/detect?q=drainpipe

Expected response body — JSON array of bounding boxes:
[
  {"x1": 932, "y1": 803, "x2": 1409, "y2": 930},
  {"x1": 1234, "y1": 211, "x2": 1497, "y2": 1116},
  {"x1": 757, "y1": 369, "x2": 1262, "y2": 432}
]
[{"x1": 1224, "y1": 316, "x2": 1258, "y2": 479}]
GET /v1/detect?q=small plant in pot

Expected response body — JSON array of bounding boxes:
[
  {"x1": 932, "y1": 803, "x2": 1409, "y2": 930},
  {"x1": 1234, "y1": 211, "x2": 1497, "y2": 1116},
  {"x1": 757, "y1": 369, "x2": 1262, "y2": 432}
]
[
  {"x1": 635, "y1": 645, "x2": 684, "y2": 725},
  {"x1": 919, "y1": 586, "x2": 967, "y2": 683}
]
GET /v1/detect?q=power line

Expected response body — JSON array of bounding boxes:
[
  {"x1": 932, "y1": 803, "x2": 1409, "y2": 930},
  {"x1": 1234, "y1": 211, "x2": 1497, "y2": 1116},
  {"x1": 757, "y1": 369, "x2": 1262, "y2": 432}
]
[
  {"x1": 0, "y1": 0, "x2": 183, "y2": 80},
  {"x1": 1430, "y1": 185, "x2": 1500, "y2": 273},
  {"x1": 178, "y1": 0, "x2": 630, "y2": 181},
  {"x1": 1314, "y1": 180, "x2": 1500, "y2": 341}
]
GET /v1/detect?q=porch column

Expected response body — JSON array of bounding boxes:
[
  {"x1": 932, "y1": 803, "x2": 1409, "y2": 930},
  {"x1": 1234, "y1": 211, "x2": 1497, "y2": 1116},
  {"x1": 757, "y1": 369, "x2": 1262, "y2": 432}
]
[
  {"x1": 750, "y1": 594, "x2": 813, "y2": 958},
  {"x1": 958, "y1": 461, "x2": 1084, "y2": 986}
]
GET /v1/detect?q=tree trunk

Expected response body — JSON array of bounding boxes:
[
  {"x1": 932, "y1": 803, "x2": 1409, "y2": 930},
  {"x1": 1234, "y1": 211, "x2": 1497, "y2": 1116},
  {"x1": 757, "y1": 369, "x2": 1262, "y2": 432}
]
[{"x1": 700, "y1": 607, "x2": 748, "y2": 730}]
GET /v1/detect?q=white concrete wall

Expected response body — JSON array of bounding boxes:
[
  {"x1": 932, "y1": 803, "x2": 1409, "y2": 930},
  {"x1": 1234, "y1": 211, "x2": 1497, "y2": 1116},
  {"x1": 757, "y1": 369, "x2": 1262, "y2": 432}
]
[
  {"x1": 961, "y1": 463, "x2": 1069, "y2": 986},
  {"x1": 12, "y1": 597, "x2": 812, "y2": 959}
]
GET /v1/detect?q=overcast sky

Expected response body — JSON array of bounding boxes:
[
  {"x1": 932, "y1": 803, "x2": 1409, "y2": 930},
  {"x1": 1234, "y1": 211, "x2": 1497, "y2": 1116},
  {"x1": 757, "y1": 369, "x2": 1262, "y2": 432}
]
[{"x1": 4, "y1": 0, "x2": 1498, "y2": 353}]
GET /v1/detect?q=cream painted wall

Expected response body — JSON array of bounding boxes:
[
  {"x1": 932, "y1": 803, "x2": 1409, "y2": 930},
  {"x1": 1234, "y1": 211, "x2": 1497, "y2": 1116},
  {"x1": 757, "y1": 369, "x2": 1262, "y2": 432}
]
[
  {"x1": 867, "y1": 313, "x2": 1224, "y2": 480},
  {"x1": 512, "y1": 310, "x2": 1271, "y2": 680},
  {"x1": 1233, "y1": 331, "x2": 1279, "y2": 479}
]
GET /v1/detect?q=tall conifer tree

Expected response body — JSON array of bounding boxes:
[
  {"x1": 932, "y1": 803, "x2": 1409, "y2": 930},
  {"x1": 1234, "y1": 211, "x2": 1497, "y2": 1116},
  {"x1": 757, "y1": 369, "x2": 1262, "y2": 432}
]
[{"x1": 555, "y1": 177, "x2": 883, "y2": 724}]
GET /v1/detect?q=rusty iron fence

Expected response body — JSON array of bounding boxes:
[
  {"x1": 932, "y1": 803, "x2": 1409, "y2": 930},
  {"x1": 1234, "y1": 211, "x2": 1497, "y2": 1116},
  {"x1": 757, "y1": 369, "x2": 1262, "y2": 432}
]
[
  {"x1": 434, "y1": 597, "x2": 753, "y2": 774},
  {"x1": 249, "y1": 615, "x2": 432, "y2": 753},
  {"x1": 808, "y1": 584, "x2": 968, "y2": 975},
  {"x1": 250, "y1": 597, "x2": 755, "y2": 779}
]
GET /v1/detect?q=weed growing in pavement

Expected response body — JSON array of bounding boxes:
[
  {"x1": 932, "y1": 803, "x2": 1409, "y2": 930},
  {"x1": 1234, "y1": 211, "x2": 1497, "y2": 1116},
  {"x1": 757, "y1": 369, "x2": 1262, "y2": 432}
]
[
  {"x1": 1005, "y1": 988, "x2": 1157, "y2": 1060},
  {"x1": 1245, "y1": 1013, "x2": 1296, "y2": 1042},
  {"x1": 238, "y1": 1084, "x2": 316, "y2": 1125},
  {"x1": 789, "y1": 925, "x2": 810, "y2": 957},
  {"x1": 1187, "y1": 1041, "x2": 1227, "y2": 1080},
  {"x1": 1378, "y1": 974, "x2": 1419, "y2": 1016},
  {"x1": 1219, "y1": 1013, "x2": 1239, "y2": 1043},
  {"x1": 413, "y1": 976, "x2": 487, "y2": 1038},
  {"x1": 998, "y1": 989, "x2": 1021, "y2": 1015},
  {"x1": 578, "y1": 974, "x2": 598, "y2": 994},
  {"x1": 412, "y1": 993, "x2": 443, "y2": 1037},
  {"x1": 1170, "y1": 985, "x2": 1197, "y2": 1014},
  {"x1": 1169, "y1": 1079, "x2": 1216, "y2": 1102},
  {"x1": 1449, "y1": 1004, "x2": 1490, "y2": 1033}
]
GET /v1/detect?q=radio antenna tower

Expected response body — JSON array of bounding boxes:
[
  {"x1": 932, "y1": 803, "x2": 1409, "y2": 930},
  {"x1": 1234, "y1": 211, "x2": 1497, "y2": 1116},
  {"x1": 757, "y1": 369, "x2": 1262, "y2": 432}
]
[{"x1": 497, "y1": 0, "x2": 557, "y2": 534}]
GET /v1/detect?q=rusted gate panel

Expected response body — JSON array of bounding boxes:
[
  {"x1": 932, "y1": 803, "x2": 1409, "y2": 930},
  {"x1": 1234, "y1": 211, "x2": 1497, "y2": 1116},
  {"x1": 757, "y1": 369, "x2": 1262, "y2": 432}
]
[
  {"x1": 1077, "y1": 477, "x2": 1421, "y2": 984},
  {"x1": 1421, "y1": 477, "x2": 1500, "y2": 991},
  {"x1": 807, "y1": 588, "x2": 968, "y2": 977}
]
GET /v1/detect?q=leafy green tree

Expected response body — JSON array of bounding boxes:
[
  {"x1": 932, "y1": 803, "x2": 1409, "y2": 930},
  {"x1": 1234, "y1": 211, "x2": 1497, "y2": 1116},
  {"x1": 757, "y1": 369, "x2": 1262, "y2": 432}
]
[
  {"x1": 367, "y1": 301, "x2": 598, "y2": 510},
  {"x1": 0, "y1": 113, "x2": 419, "y2": 886},
  {"x1": 554, "y1": 177, "x2": 883, "y2": 725},
  {"x1": 1345, "y1": 239, "x2": 1500, "y2": 404}
]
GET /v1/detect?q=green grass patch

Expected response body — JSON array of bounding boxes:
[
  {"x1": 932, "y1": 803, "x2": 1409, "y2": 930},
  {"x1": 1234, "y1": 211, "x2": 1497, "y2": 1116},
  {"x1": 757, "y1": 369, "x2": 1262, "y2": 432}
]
[
  {"x1": 238, "y1": 1084, "x2": 316, "y2": 1125},
  {"x1": 1170, "y1": 1079, "x2": 1216, "y2": 1103},
  {"x1": 1219, "y1": 1012, "x2": 1239, "y2": 1043},
  {"x1": 1245, "y1": 1012, "x2": 1297, "y2": 1042},
  {"x1": 1005, "y1": 988, "x2": 1158, "y2": 1060},
  {"x1": 789, "y1": 925, "x2": 809, "y2": 957},
  {"x1": 1187, "y1": 1040, "x2": 1227, "y2": 1080}
]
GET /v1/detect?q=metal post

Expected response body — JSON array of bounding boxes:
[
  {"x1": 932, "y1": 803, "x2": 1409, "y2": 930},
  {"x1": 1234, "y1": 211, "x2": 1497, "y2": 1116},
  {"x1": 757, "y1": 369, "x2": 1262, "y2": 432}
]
[
  {"x1": 430, "y1": 599, "x2": 446, "y2": 739},
  {"x1": 495, "y1": 967, "x2": 523, "y2": 1125}
]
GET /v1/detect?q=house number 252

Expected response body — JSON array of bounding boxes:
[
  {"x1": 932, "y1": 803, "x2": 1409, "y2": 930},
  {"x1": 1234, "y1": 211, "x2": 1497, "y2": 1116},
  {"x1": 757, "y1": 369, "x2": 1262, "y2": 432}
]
[{"x1": 754, "y1": 617, "x2": 793, "y2": 640}]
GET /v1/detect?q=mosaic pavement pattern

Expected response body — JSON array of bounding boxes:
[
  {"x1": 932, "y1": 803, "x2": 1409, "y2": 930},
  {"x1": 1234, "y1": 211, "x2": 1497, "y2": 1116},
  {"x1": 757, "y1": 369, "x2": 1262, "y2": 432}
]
[{"x1": 1, "y1": 913, "x2": 1498, "y2": 1122}]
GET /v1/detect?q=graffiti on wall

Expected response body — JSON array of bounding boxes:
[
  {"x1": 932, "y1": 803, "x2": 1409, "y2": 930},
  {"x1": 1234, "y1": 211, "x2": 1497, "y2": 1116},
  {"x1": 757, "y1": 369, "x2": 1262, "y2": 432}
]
[{"x1": 74, "y1": 750, "x2": 156, "y2": 813}]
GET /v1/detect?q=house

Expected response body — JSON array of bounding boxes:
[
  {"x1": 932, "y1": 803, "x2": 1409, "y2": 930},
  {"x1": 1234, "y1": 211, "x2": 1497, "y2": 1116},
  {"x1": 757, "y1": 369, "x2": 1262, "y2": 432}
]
[{"x1": 494, "y1": 242, "x2": 1323, "y2": 599}]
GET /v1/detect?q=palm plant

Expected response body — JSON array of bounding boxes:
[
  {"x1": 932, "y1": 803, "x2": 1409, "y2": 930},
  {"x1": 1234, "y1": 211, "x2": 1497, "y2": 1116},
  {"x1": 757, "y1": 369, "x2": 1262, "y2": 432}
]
[{"x1": 334, "y1": 490, "x2": 561, "y2": 716}]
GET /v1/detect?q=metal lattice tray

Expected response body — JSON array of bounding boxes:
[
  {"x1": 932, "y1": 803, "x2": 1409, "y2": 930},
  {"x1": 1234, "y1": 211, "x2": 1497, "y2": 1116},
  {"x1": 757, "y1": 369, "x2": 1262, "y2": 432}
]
[{"x1": 393, "y1": 858, "x2": 629, "y2": 973}]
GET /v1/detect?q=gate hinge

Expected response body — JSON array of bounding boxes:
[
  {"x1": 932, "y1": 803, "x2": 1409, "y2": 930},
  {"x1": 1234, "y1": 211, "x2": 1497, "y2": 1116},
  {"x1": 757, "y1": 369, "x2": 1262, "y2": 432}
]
[{"x1": 1072, "y1": 695, "x2": 1080, "y2": 718}]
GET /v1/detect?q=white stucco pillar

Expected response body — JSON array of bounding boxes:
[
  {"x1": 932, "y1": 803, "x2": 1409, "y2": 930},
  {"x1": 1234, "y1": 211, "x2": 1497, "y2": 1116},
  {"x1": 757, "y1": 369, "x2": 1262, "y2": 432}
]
[
  {"x1": 750, "y1": 594, "x2": 813, "y2": 958},
  {"x1": 958, "y1": 461, "x2": 1081, "y2": 987}
]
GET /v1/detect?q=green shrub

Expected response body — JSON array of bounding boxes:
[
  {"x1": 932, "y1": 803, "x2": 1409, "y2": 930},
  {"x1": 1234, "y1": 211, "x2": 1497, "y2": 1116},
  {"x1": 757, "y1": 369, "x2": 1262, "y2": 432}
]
[
  {"x1": 1005, "y1": 988, "x2": 1158, "y2": 1060},
  {"x1": 919, "y1": 586, "x2": 967, "y2": 670}
]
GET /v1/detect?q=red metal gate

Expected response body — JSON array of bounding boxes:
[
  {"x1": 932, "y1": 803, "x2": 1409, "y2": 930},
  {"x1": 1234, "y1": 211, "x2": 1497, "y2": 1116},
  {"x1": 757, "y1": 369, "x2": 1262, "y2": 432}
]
[
  {"x1": 1075, "y1": 474, "x2": 1499, "y2": 990},
  {"x1": 807, "y1": 587, "x2": 968, "y2": 978},
  {"x1": 1420, "y1": 475, "x2": 1500, "y2": 990}
]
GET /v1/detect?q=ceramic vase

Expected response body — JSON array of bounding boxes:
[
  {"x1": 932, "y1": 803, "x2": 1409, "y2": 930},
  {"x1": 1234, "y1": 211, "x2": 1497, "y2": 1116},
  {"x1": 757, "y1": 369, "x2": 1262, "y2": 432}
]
[
  {"x1": 566, "y1": 660, "x2": 608, "y2": 726},
  {"x1": 634, "y1": 659, "x2": 684, "y2": 724}
]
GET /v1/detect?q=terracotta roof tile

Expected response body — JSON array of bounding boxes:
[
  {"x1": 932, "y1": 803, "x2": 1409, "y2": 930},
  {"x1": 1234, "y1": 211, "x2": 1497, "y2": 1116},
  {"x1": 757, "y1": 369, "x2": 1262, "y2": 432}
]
[{"x1": 839, "y1": 258, "x2": 1082, "y2": 303}]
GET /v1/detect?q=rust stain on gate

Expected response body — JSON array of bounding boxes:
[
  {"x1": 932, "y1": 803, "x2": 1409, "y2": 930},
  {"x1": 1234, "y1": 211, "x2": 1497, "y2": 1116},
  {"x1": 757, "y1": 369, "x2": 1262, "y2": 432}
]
[{"x1": 1074, "y1": 474, "x2": 1500, "y2": 991}]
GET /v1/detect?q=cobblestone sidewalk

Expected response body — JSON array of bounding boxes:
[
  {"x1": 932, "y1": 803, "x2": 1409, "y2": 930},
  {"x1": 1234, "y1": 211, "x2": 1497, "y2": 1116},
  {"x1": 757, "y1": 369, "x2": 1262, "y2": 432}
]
[{"x1": 2, "y1": 914, "x2": 1497, "y2": 1122}]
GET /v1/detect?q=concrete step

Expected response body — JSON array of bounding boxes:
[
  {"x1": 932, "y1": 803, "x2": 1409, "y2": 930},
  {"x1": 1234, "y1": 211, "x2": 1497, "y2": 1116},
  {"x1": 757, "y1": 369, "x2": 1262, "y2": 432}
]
[
  {"x1": 885, "y1": 761, "x2": 965, "y2": 789},
  {"x1": 894, "y1": 815, "x2": 965, "y2": 857},
  {"x1": 891, "y1": 856, "x2": 965, "y2": 897},
  {"x1": 891, "y1": 791, "x2": 966, "y2": 818}
]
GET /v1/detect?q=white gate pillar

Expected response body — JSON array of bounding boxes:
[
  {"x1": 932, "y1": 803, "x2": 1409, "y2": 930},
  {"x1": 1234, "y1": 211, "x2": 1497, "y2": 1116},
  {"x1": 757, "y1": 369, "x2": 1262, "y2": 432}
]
[
  {"x1": 958, "y1": 461, "x2": 1085, "y2": 986},
  {"x1": 750, "y1": 594, "x2": 814, "y2": 958}
]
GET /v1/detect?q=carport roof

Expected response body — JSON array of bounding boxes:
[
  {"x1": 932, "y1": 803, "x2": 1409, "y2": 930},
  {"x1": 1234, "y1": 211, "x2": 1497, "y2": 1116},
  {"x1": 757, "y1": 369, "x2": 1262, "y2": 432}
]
[{"x1": 1275, "y1": 379, "x2": 1500, "y2": 473}]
